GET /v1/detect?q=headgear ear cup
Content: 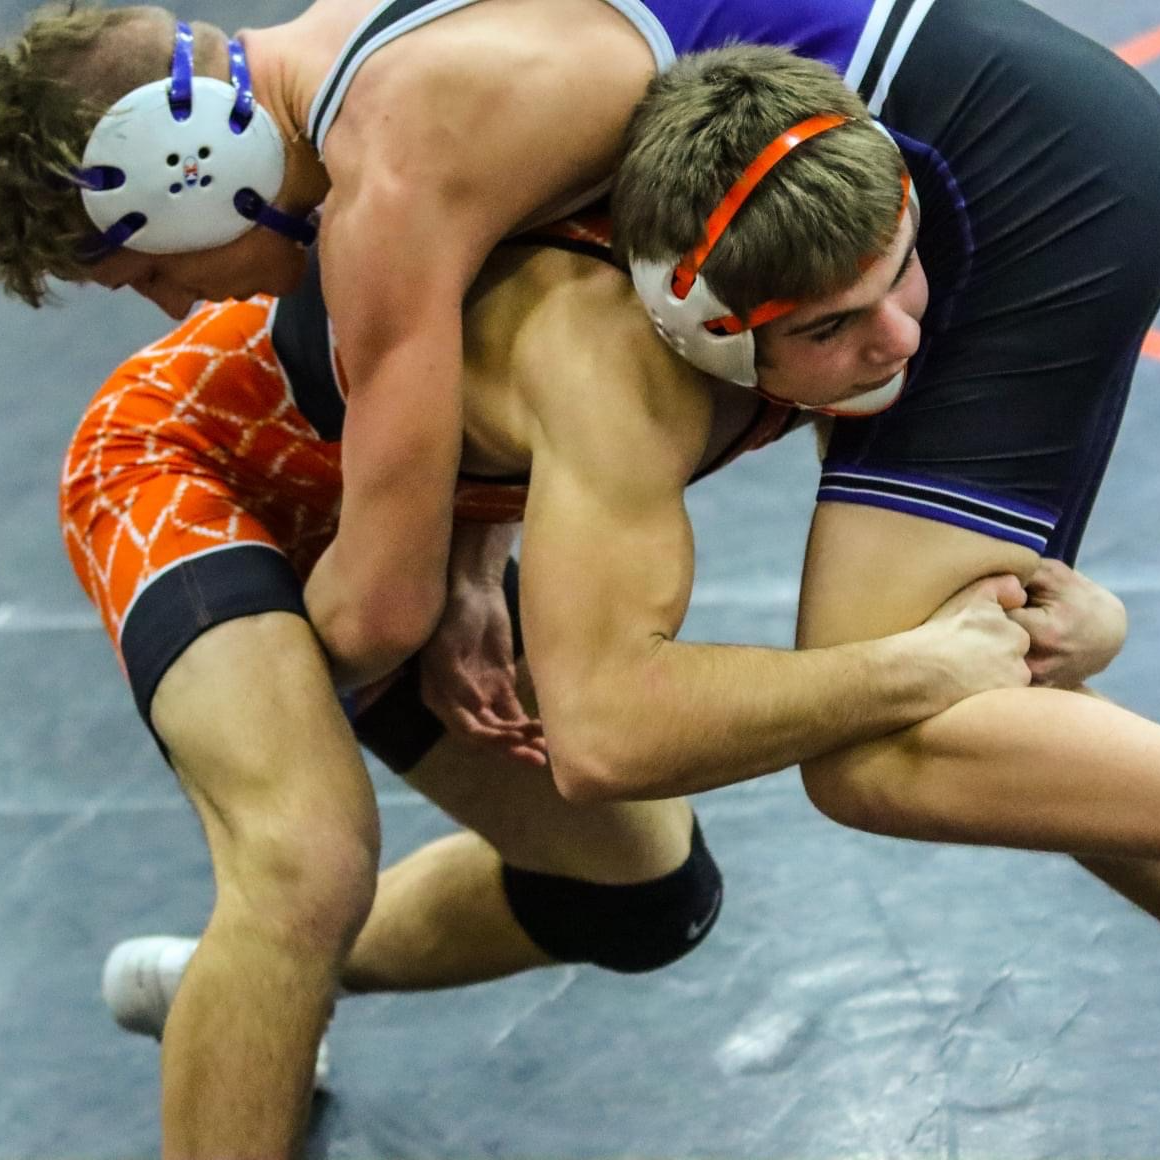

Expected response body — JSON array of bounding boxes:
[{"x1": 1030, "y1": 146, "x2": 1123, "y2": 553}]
[
  {"x1": 630, "y1": 257, "x2": 760, "y2": 386},
  {"x1": 76, "y1": 21, "x2": 314, "y2": 254}
]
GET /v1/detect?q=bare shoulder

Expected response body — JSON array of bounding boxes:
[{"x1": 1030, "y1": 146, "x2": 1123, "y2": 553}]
[
  {"x1": 508, "y1": 247, "x2": 714, "y2": 478},
  {"x1": 321, "y1": 0, "x2": 657, "y2": 229}
]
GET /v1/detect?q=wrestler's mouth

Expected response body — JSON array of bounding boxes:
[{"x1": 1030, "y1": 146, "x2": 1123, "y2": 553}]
[{"x1": 854, "y1": 365, "x2": 907, "y2": 394}]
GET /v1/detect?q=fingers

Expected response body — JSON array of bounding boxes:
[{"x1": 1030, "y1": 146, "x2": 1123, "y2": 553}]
[
  {"x1": 935, "y1": 572, "x2": 1028, "y2": 619},
  {"x1": 1006, "y1": 604, "x2": 1050, "y2": 638},
  {"x1": 438, "y1": 703, "x2": 549, "y2": 767},
  {"x1": 1023, "y1": 557, "x2": 1071, "y2": 596},
  {"x1": 970, "y1": 572, "x2": 1028, "y2": 612}
]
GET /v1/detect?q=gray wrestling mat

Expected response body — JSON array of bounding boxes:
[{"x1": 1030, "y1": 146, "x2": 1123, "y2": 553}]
[{"x1": 1, "y1": 2, "x2": 1158, "y2": 1156}]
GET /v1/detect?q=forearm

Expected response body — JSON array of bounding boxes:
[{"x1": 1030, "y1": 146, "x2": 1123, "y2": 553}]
[
  {"x1": 304, "y1": 543, "x2": 445, "y2": 691},
  {"x1": 802, "y1": 687, "x2": 1160, "y2": 858},
  {"x1": 546, "y1": 628, "x2": 963, "y2": 801}
]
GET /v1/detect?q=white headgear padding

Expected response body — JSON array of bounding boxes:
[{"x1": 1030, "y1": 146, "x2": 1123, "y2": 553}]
[
  {"x1": 631, "y1": 257, "x2": 759, "y2": 387},
  {"x1": 804, "y1": 369, "x2": 906, "y2": 416},
  {"x1": 80, "y1": 75, "x2": 285, "y2": 254}
]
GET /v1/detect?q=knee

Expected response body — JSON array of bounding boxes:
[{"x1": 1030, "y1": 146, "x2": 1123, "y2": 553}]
[
  {"x1": 800, "y1": 743, "x2": 966, "y2": 842},
  {"x1": 800, "y1": 750, "x2": 908, "y2": 836},
  {"x1": 216, "y1": 814, "x2": 380, "y2": 956},
  {"x1": 500, "y1": 816, "x2": 723, "y2": 973}
]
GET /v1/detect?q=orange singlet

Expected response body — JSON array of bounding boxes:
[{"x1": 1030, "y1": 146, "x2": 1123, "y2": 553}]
[
  {"x1": 61, "y1": 295, "x2": 342, "y2": 667},
  {"x1": 61, "y1": 216, "x2": 793, "y2": 726}
]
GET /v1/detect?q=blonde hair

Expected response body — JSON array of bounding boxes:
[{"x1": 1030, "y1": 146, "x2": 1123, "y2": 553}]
[
  {"x1": 0, "y1": 3, "x2": 211, "y2": 305},
  {"x1": 612, "y1": 44, "x2": 906, "y2": 318}
]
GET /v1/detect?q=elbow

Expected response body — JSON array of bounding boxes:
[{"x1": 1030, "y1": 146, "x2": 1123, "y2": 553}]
[
  {"x1": 540, "y1": 654, "x2": 693, "y2": 803},
  {"x1": 552, "y1": 753, "x2": 632, "y2": 805},
  {"x1": 543, "y1": 705, "x2": 662, "y2": 805},
  {"x1": 386, "y1": 585, "x2": 446, "y2": 656},
  {"x1": 318, "y1": 582, "x2": 445, "y2": 681}
]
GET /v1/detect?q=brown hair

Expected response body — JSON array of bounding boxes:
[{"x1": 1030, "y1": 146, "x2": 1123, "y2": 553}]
[
  {"x1": 0, "y1": 4, "x2": 212, "y2": 305},
  {"x1": 612, "y1": 44, "x2": 906, "y2": 319}
]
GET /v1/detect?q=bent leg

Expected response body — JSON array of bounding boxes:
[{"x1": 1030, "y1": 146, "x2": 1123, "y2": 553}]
[
  {"x1": 797, "y1": 505, "x2": 1160, "y2": 862},
  {"x1": 151, "y1": 612, "x2": 380, "y2": 1160},
  {"x1": 344, "y1": 663, "x2": 713, "y2": 992},
  {"x1": 802, "y1": 685, "x2": 1160, "y2": 856}
]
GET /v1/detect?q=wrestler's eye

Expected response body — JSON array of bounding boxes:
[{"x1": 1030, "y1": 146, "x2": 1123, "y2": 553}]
[{"x1": 809, "y1": 316, "x2": 850, "y2": 344}]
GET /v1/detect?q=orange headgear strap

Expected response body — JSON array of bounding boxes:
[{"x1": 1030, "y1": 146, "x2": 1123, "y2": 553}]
[
  {"x1": 669, "y1": 113, "x2": 911, "y2": 336},
  {"x1": 671, "y1": 112, "x2": 848, "y2": 299}
]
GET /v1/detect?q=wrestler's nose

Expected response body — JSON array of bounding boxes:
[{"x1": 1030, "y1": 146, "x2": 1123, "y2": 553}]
[{"x1": 865, "y1": 299, "x2": 921, "y2": 367}]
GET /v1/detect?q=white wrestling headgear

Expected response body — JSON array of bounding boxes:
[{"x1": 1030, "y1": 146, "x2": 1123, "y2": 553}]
[
  {"x1": 630, "y1": 114, "x2": 914, "y2": 416},
  {"x1": 74, "y1": 21, "x2": 316, "y2": 255}
]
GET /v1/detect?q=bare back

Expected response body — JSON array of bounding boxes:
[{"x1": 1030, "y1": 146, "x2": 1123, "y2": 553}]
[{"x1": 457, "y1": 244, "x2": 767, "y2": 484}]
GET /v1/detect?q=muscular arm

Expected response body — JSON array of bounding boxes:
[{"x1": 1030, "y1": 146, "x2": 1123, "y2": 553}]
[
  {"x1": 303, "y1": 231, "x2": 465, "y2": 688},
  {"x1": 298, "y1": 11, "x2": 653, "y2": 686},
  {"x1": 796, "y1": 505, "x2": 1160, "y2": 857},
  {"x1": 518, "y1": 308, "x2": 1030, "y2": 803}
]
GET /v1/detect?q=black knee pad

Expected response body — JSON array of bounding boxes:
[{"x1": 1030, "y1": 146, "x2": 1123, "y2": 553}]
[{"x1": 501, "y1": 817, "x2": 722, "y2": 974}]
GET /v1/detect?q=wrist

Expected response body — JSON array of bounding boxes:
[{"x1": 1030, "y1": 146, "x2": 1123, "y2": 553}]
[
  {"x1": 882, "y1": 626, "x2": 957, "y2": 719},
  {"x1": 448, "y1": 522, "x2": 517, "y2": 587}
]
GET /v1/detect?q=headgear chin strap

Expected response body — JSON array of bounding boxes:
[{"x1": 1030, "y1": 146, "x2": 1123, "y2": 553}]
[
  {"x1": 630, "y1": 113, "x2": 913, "y2": 409},
  {"x1": 789, "y1": 369, "x2": 906, "y2": 417},
  {"x1": 76, "y1": 21, "x2": 317, "y2": 255}
]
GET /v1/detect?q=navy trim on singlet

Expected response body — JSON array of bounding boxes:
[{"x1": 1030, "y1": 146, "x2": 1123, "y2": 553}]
[
  {"x1": 818, "y1": 0, "x2": 1160, "y2": 559},
  {"x1": 817, "y1": 465, "x2": 1057, "y2": 553},
  {"x1": 123, "y1": 543, "x2": 306, "y2": 727},
  {"x1": 270, "y1": 251, "x2": 346, "y2": 441}
]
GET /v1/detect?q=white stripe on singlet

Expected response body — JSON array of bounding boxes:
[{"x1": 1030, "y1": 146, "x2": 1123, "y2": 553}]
[
  {"x1": 863, "y1": 0, "x2": 937, "y2": 114},
  {"x1": 845, "y1": 0, "x2": 899, "y2": 92},
  {"x1": 845, "y1": 0, "x2": 937, "y2": 113},
  {"x1": 595, "y1": 0, "x2": 674, "y2": 70}
]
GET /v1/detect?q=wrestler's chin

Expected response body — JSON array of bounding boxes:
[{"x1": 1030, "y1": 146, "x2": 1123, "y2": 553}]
[{"x1": 258, "y1": 247, "x2": 310, "y2": 297}]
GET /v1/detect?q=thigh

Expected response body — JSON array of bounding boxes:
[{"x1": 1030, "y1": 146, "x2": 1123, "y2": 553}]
[
  {"x1": 61, "y1": 298, "x2": 342, "y2": 734},
  {"x1": 829, "y1": 0, "x2": 1160, "y2": 564},
  {"x1": 797, "y1": 501, "x2": 1039, "y2": 646},
  {"x1": 152, "y1": 611, "x2": 380, "y2": 877},
  {"x1": 380, "y1": 659, "x2": 694, "y2": 883}
]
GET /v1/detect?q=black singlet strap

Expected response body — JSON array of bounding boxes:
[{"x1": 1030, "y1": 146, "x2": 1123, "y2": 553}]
[
  {"x1": 309, "y1": 0, "x2": 443, "y2": 150},
  {"x1": 857, "y1": 0, "x2": 923, "y2": 104}
]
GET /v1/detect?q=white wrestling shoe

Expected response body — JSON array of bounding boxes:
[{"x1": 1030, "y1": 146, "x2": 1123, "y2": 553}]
[{"x1": 101, "y1": 936, "x2": 331, "y2": 1088}]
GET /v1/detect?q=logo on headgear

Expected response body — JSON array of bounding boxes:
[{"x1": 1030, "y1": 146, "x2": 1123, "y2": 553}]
[
  {"x1": 182, "y1": 157, "x2": 200, "y2": 187},
  {"x1": 649, "y1": 312, "x2": 686, "y2": 353}
]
